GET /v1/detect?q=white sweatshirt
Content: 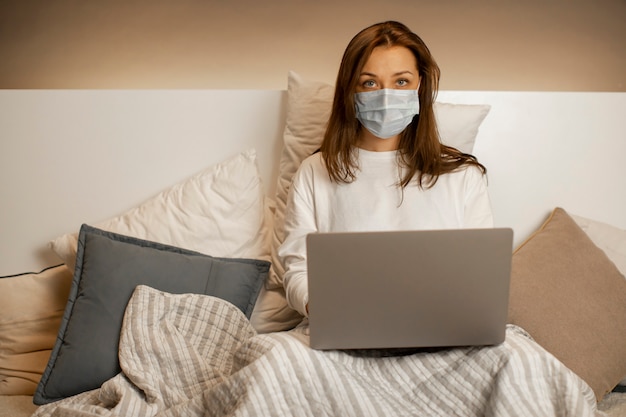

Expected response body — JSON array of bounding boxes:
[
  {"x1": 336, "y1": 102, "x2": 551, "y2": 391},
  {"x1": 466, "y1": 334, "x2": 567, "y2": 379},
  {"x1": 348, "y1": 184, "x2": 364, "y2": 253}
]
[{"x1": 279, "y1": 149, "x2": 494, "y2": 317}]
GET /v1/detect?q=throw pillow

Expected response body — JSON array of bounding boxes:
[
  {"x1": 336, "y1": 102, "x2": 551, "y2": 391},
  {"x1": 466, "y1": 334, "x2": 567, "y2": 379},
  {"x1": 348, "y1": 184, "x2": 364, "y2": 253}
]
[
  {"x1": 571, "y1": 213, "x2": 626, "y2": 278},
  {"x1": 571, "y1": 213, "x2": 626, "y2": 387},
  {"x1": 507, "y1": 207, "x2": 626, "y2": 401},
  {"x1": 34, "y1": 225, "x2": 269, "y2": 404},
  {"x1": 50, "y1": 149, "x2": 270, "y2": 272},
  {"x1": 0, "y1": 265, "x2": 72, "y2": 395}
]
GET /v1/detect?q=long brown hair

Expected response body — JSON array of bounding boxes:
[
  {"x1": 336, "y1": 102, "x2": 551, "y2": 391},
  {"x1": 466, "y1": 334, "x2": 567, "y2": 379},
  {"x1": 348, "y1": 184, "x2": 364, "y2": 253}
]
[{"x1": 320, "y1": 21, "x2": 486, "y2": 188}]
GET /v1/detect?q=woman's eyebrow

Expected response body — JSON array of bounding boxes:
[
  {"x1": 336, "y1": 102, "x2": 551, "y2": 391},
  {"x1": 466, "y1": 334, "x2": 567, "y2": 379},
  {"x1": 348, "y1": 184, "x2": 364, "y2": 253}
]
[
  {"x1": 359, "y1": 70, "x2": 415, "y2": 77},
  {"x1": 392, "y1": 70, "x2": 415, "y2": 77}
]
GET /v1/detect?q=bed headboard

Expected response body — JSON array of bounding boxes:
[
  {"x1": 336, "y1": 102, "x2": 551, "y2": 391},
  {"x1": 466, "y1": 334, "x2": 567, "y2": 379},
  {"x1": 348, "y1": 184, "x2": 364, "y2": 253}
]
[{"x1": 1, "y1": 90, "x2": 624, "y2": 276}]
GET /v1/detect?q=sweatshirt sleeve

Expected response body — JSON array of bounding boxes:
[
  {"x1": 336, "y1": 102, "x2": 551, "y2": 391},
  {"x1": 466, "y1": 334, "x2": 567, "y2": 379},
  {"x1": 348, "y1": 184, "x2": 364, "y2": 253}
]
[
  {"x1": 463, "y1": 166, "x2": 494, "y2": 228},
  {"x1": 278, "y1": 161, "x2": 319, "y2": 317}
]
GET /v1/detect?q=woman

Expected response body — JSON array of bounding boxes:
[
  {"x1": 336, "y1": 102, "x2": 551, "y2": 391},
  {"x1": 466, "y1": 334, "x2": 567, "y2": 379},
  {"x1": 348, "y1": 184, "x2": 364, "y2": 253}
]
[{"x1": 279, "y1": 21, "x2": 493, "y2": 317}]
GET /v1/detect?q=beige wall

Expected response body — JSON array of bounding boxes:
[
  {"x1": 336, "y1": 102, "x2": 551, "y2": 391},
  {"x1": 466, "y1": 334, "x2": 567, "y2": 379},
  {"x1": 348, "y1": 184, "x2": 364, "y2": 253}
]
[{"x1": 1, "y1": 0, "x2": 624, "y2": 91}]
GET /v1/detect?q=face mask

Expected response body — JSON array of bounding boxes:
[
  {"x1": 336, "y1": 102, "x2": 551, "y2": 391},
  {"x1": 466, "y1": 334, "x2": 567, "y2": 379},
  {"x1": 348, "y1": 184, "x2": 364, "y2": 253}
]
[{"x1": 354, "y1": 88, "x2": 420, "y2": 139}]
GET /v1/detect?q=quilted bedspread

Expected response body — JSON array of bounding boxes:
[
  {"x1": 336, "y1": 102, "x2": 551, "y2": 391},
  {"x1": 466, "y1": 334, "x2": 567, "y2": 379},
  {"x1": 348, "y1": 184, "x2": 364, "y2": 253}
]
[{"x1": 33, "y1": 285, "x2": 603, "y2": 417}]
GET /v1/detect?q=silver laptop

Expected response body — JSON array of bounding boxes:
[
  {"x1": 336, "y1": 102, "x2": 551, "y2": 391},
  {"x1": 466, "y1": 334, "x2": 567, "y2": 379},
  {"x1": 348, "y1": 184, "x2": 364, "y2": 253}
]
[{"x1": 306, "y1": 228, "x2": 513, "y2": 350}]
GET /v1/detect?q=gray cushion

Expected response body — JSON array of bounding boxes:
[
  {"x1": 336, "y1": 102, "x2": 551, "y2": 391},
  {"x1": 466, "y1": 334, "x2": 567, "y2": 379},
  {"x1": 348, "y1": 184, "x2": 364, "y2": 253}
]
[{"x1": 34, "y1": 224, "x2": 268, "y2": 404}]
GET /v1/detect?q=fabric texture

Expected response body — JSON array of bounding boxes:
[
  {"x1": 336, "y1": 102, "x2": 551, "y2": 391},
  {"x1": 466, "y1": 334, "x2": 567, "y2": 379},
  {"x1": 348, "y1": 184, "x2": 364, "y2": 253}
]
[
  {"x1": 0, "y1": 395, "x2": 39, "y2": 417},
  {"x1": 34, "y1": 225, "x2": 269, "y2": 405},
  {"x1": 32, "y1": 285, "x2": 600, "y2": 417},
  {"x1": 0, "y1": 265, "x2": 72, "y2": 395},
  {"x1": 268, "y1": 71, "x2": 491, "y2": 290},
  {"x1": 279, "y1": 150, "x2": 493, "y2": 316},
  {"x1": 507, "y1": 207, "x2": 626, "y2": 401}
]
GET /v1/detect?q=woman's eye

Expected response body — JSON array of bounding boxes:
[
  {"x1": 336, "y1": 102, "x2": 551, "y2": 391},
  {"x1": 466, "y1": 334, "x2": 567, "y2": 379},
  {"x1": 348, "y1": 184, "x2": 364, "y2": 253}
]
[
  {"x1": 363, "y1": 80, "x2": 377, "y2": 88},
  {"x1": 397, "y1": 79, "x2": 408, "y2": 87}
]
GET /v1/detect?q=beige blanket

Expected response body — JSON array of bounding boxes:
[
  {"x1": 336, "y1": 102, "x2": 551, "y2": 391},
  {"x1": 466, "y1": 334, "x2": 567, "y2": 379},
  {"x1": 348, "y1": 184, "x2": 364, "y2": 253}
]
[{"x1": 33, "y1": 285, "x2": 602, "y2": 417}]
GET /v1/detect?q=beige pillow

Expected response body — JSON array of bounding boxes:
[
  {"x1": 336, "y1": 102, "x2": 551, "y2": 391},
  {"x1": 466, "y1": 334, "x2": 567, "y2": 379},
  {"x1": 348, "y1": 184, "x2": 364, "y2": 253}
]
[
  {"x1": 0, "y1": 265, "x2": 72, "y2": 395},
  {"x1": 268, "y1": 71, "x2": 492, "y2": 289},
  {"x1": 571, "y1": 213, "x2": 626, "y2": 387},
  {"x1": 571, "y1": 213, "x2": 626, "y2": 278},
  {"x1": 508, "y1": 207, "x2": 626, "y2": 401}
]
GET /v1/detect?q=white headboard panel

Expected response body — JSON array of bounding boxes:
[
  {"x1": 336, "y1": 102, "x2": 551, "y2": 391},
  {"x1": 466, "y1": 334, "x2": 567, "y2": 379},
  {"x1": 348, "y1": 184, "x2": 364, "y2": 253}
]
[
  {"x1": 437, "y1": 91, "x2": 626, "y2": 246},
  {"x1": 1, "y1": 90, "x2": 624, "y2": 275},
  {"x1": 0, "y1": 90, "x2": 287, "y2": 275}
]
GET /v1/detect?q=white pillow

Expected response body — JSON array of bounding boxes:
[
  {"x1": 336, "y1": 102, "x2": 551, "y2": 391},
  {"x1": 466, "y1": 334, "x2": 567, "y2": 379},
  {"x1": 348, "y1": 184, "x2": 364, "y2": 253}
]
[
  {"x1": 51, "y1": 149, "x2": 269, "y2": 271},
  {"x1": 434, "y1": 101, "x2": 491, "y2": 154},
  {"x1": 268, "y1": 70, "x2": 492, "y2": 289},
  {"x1": 49, "y1": 149, "x2": 299, "y2": 332}
]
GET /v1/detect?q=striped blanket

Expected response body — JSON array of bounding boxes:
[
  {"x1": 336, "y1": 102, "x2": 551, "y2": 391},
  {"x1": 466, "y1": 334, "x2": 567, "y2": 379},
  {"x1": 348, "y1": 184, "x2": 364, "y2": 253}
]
[{"x1": 33, "y1": 285, "x2": 603, "y2": 417}]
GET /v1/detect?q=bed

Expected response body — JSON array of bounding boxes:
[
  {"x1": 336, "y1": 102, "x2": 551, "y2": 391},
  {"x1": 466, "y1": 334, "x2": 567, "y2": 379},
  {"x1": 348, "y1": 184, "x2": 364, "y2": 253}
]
[{"x1": 1, "y1": 72, "x2": 625, "y2": 416}]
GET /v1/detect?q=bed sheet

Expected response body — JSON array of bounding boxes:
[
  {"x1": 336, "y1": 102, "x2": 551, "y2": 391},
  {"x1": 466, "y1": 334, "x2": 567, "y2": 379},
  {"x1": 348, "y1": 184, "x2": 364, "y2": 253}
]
[{"x1": 32, "y1": 285, "x2": 603, "y2": 417}]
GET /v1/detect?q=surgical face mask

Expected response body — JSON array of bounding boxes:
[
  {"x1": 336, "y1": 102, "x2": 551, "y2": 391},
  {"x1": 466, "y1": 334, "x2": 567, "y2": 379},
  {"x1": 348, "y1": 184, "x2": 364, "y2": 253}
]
[{"x1": 354, "y1": 88, "x2": 420, "y2": 139}]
